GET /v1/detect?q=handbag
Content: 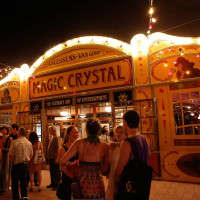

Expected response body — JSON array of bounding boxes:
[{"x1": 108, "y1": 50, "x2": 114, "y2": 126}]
[
  {"x1": 70, "y1": 160, "x2": 82, "y2": 199},
  {"x1": 116, "y1": 138, "x2": 153, "y2": 200},
  {"x1": 33, "y1": 143, "x2": 46, "y2": 164}
]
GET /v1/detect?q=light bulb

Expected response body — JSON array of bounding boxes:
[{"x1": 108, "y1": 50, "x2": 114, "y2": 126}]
[
  {"x1": 149, "y1": 7, "x2": 154, "y2": 15},
  {"x1": 105, "y1": 107, "x2": 111, "y2": 112},
  {"x1": 152, "y1": 18, "x2": 157, "y2": 23},
  {"x1": 60, "y1": 111, "x2": 69, "y2": 116}
]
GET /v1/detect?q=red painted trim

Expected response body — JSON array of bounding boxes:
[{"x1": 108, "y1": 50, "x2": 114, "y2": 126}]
[
  {"x1": 151, "y1": 60, "x2": 169, "y2": 82},
  {"x1": 162, "y1": 151, "x2": 180, "y2": 178}
]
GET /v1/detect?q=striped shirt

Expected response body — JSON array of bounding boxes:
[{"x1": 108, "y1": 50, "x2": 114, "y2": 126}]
[{"x1": 9, "y1": 136, "x2": 33, "y2": 165}]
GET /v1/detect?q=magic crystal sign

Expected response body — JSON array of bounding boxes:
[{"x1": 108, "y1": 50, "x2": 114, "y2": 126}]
[{"x1": 29, "y1": 57, "x2": 132, "y2": 99}]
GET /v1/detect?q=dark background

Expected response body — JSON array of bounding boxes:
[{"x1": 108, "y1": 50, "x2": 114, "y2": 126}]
[{"x1": 0, "y1": 0, "x2": 200, "y2": 68}]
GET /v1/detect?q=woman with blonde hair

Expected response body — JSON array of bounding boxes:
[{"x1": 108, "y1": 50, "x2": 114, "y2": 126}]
[{"x1": 106, "y1": 125, "x2": 126, "y2": 200}]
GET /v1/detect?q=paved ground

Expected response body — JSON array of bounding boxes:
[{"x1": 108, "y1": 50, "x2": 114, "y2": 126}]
[{"x1": 1, "y1": 170, "x2": 200, "y2": 200}]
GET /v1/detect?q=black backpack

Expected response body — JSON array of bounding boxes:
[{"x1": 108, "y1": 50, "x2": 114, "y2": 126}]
[{"x1": 116, "y1": 138, "x2": 153, "y2": 200}]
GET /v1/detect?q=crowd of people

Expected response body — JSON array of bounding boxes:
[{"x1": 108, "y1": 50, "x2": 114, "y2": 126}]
[
  {"x1": 0, "y1": 110, "x2": 150, "y2": 200},
  {"x1": 0, "y1": 124, "x2": 44, "y2": 200}
]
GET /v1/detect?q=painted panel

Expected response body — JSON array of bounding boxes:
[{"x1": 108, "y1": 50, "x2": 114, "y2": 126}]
[
  {"x1": 29, "y1": 57, "x2": 133, "y2": 99},
  {"x1": 177, "y1": 153, "x2": 200, "y2": 178},
  {"x1": 135, "y1": 87, "x2": 152, "y2": 100},
  {"x1": 154, "y1": 85, "x2": 172, "y2": 149},
  {"x1": 0, "y1": 82, "x2": 20, "y2": 105},
  {"x1": 20, "y1": 79, "x2": 28, "y2": 102},
  {"x1": 161, "y1": 150, "x2": 200, "y2": 183},
  {"x1": 149, "y1": 45, "x2": 200, "y2": 64},
  {"x1": 150, "y1": 55, "x2": 200, "y2": 83},
  {"x1": 134, "y1": 55, "x2": 149, "y2": 86}
]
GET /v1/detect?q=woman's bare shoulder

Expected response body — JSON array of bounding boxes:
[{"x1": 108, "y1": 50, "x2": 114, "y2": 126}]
[
  {"x1": 120, "y1": 140, "x2": 131, "y2": 151},
  {"x1": 75, "y1": 138, "x2": 86, "y2": 148}
]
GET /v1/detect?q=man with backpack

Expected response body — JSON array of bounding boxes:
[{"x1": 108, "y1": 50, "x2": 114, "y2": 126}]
[{"x1": 115, "y1": 110, "x2": 152, "y2": 200}]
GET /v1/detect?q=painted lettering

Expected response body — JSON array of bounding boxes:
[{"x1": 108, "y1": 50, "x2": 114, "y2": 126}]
[
  {"x1": 47, "y1": 79, "x2": 53, "y2": 91},
  {"x1": 54, "y1": 78, "x2": 57, "y2": 90},
  {"x1": 31, "y1": 59, "x2": 130, "y2": 98},
  {"x1": 76, "y1": 73, "x2": 83, "y2": 86},
  {"x1": 69, "y1": 54, "x2": 76, "y2": 61},
  {"x1": 33, "y1": 81, "x2": 39, "y2": 94},
  {"x1": 41, "y1": 81, "x2": 47, "y2": 93},
  {"x1": 58, "y1": 76, "x2": 64, "y2": 89},
  {"x1": 84, "y1": 71, "x2": 91, "y2": 85},
  {"x1": 117, "y1": 65, "x2": 125, "y2": 80},
  {"x1": 99, "y1": 68, "x2": 107, "y2": 83},
  {"x1": 89, "y1": 51, "x2": 94, "y2": 56},
  {"x1": 92, "y1": 70, "x2": 99, "y2": 84},
  {"x1": 107, "y1": 66, "x2": 116, "y2": 82},
  {"x1": 94, "y1": 51, "x2": 101, "y2": 55},
  {"x1": 68, "y1": 74, "x2": 74, "y2": 88}
]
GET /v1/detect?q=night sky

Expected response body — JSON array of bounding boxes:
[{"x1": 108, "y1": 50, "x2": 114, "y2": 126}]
[{"x1": 0, "y1": 0, "x2": 200, "y2": 68}]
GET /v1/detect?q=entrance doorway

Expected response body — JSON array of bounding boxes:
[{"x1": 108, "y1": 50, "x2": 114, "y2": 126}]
[
  {"x1": 46, "y1": 106, "x2": 76, "y2": 148},
  {"x1": 77, "y1": 102, "x2": 112, "y2": 137},
  {"x1": 45, "y1": 102, "x2": 112, "y2": 148}
]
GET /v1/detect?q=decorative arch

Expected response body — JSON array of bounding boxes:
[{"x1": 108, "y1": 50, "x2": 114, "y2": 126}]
[{"x1": 29, "y1": 36, "x2": 132, "y2": 76}]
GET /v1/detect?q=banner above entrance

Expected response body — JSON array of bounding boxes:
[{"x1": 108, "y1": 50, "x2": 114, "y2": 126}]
[
  {"x1": 32, "y1": 44, "x2": 127, "y2": 76},
  {"x1": 29, "y1": 56, "x2": 133, "y2": 99}
]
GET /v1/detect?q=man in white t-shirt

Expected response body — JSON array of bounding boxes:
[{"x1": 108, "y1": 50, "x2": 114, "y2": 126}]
[{"x1": 9, "y1": 127, "x2": 33, "y2": 200}]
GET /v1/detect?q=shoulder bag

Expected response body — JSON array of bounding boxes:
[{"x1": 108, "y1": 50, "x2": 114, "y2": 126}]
[
  {"x1": 33, "y1": 143, "x2": 46, "y2": 164},
  {"x1": 116, "y1": 138, "x2": 153, "y2": 200}
]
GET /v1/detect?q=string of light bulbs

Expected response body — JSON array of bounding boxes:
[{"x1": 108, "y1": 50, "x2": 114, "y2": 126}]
[
  {"x1": 0, "y1": 62, "x2": 15, "y2": 78},
  {"x1": 147, "y1": 0, "x2": 157, "y2": 35}
]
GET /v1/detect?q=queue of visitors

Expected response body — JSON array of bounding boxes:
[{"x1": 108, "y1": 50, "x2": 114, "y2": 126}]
[{"x1": 0, "y1": 110, "x2": 152, "y2": 200}]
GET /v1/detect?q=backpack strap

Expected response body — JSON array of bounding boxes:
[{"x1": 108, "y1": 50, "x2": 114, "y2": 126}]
[{"x1": 126, "y1": 138, "x2": 140, "y2": 161}]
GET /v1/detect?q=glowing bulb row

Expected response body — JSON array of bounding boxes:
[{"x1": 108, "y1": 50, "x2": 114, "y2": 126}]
[
  {"x1": 147, "y1": 6, "x2": 157, "y2": 35},
  {"x1": 29, "y1": 36, "x2": 132, "y2": 75}
]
